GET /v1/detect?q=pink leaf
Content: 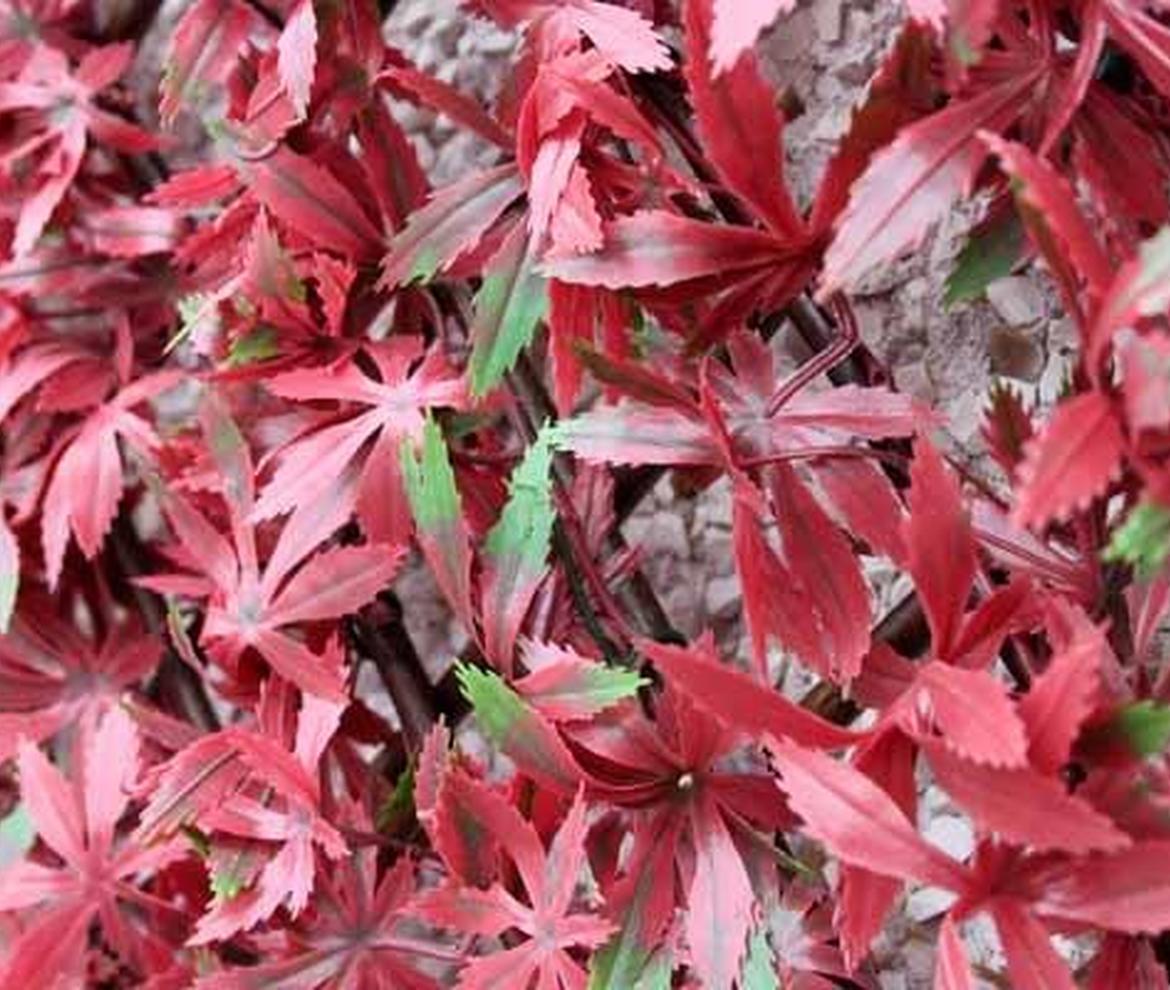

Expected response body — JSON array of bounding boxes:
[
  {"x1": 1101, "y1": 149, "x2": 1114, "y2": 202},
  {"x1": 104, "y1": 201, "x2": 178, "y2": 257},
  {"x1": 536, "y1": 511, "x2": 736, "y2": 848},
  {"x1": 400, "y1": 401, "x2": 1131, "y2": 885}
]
[
  {"x1": 381, "y1": 63, "x2": 512, "y2": 150},
  {"x1": 990, "y1": 899, "x2": 1077, "y2": 990},
  {"x1": 904, "y1": 439, "x2": 976, "y2": 661},
  {"x1": 925, "y1": 744, "x2": 1129, "y2": 855},
  {"x1": 822, "y1": 72, "x2": 1038, "y2": 293},
  {"x1": 733, "y1": 479, "x2": 830, "y2": 679},
  {"x1": 252, "y1": 629, "x2": 348, "y2": 703},
  {"x1": 982, "y1": 133, "x2": 1112, "y2": 299},
  {"x1": 277, "y1": 0, "x2": 317, "y2": 117},
  {"x1": 684, "y1": 0, "x2": 804, "y2": 238},
  {"x1": 935, "y1": 914, "x2": 975, "y2": 990},
  {"x1": 16, "y1": 738, "x2": 85, "y2": 865},
  {"x1": 837, "y1": 730, "x2": 918, "y2": 969},
  {"x1": 159, "y1": 0, "x2": 252, "y2": 124},
  {"x1": 553, "y1": 401, "x2": 718, "y2": 467},
  {"x1": 1031, "y1": 840, "x2": 1170, "y2": 934},
  {"x1": 767, "y1": 736, "x2": 969, "y2": 891},
  {"x1": 563, "y1": 0, "x2": 671, "y2": 73},
  {"x1": 1018, "y1": 621, "x2": 1103, "y2": 774},
  {"x1": 381, "y1": 164, "x2": 524, "y2": 288},
  {"x1": 908, "y1": 662, "x2": 1029, "y2": 767},
  {"x1": 813, "y1": 457, "x2": 908, "y2": 565},
  {"x1": 686, "y1": 790, "x2": 754, "y2": 990},
  {"x1": 643, "y1": 636, "x2": 863, "y2": 750},
  {"x1": 1013, "y1": 391, "x2": 1125, "y2": 529},
  {"x1": 709, "y1": 0, "x2": 794, "y2": 74},
  {"x1": 542, "y1": 211, "x2": 790, "y2": 289},
  {"x1": 244, "y1": 147, "x2": 383, "y2": 261},
  {"x1": 772, "y1": 385, "x2": 929, "y2": 439},
  {"x1": 771, "y1": 462, "x2": 871, "y2": 683},
  {"x1": 265, "y1": 545, "x2": 404, "y2": 627}
]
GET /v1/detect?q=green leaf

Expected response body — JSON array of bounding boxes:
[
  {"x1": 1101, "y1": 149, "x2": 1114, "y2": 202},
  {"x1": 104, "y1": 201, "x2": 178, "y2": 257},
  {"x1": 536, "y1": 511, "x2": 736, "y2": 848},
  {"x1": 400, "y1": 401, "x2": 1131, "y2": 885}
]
[
  {"x1": 944, "y1": 208, "x2": 1025, "y2": 307},
  {"x1": 740, "y1": 928, "x2": 779, "y2": 990},
  {"x1": 224, "y1": 325, "x2": 280, "y2": 368},
  {"x1": 633, "y1": 948, "x2": 673, "y2": 990},
  {"x1": 469, "y1": 224, "x2": 548, "y2": 397},
  {"x1": 484, "y1": 425, "x2": 555, "y2": 575},
  {"x1": 1111, "y1": 700, "x2": 1170, "y2": 758},
  {"x1": 456, "y1": 662, "x2": 532, "y2": 751},
  {"x1": 210, "y1": 864, "x2": 247, "y2": 901},
  {"x1": 0, "y1": 805, "x2": 34, "y2": 869},
  {"x1": 534, "y1": 664, "x2": 645, "y2": 714},
  {"x1": 518, "y1": 648, "x2": 646, "y2": 718},
  {"x1": 591, "y1": 943, "x2": 670, "y2": 990},
  {"x1": 1105, "y1": 501, "x2": 1170, "y2": 578},
  {"x1": 480, "y1": 425, "x2": 557, "y2": 668},
  {"x1": 588, "y1": 815, "x2": 675, "y2": 989},
  {"x1": 401, "y1": 416, "x2": 463, "y2": 533},
  {"x1": 401, "y1": 416, "x2": 475, "y2": 628},
  {"x1": 455, "y1": 661, "x2": 581, "y2": 792},
  {"x1": 180, "y1": 824, "x2": 211, "y2": 858},
  {"x1": 376, "y1": 763, "x2": 416, "y2": 833}
]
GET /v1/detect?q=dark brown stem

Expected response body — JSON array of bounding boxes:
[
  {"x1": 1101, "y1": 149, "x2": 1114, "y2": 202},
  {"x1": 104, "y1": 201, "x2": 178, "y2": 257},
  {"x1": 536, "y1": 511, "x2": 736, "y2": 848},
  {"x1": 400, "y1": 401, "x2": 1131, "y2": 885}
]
[{"x1": 350, "y1": 593, "x2": 437, "y2": 751}]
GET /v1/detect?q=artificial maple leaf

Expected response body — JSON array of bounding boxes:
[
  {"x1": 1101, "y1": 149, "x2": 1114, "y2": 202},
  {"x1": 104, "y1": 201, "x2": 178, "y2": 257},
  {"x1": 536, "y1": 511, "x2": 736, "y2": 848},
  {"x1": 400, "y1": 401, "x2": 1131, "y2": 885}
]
[
  {"x1": 543, "y1": 210, "x2": 797, "y2": 290},
  {"x1": 148, "y1": 486, "x2": 399, "y2": 701},
  {"x1": 240, "y1": 146, "x2": 385, "y2": 262},
  {"x1": 400, "y1": 415, "x2": 477, "y2": 635},
  {"x1": 0, "y1": 590, "x2": 160, "y2": 760},
  {"x1": 135, "y1": 680, "x2": 348, "y2": 943},
  {"x1": 555, "y1": 331, "x2": 918, "y2": 682},
  {"x1": 418, "y1": 786, "x2": 615, "y2": 990},
  {"x1": 456, "y1": 664, "x2": 585, "y2": 795},
  {"x1": 478, "y1": 428, "x2": 557, "y2": 672},
  {"x1": 1013, "y1": 390, "x2": 1126, "y2": 530},
  {"x1": 570, "y1": 636, "x2": 793, "y2": 990},
  {"x1": 982, "y1": 134, "x2": 1113, "y2": 321},
  {"x1": 0, "y1": 42, "x2": 160, "y2": 255},
  {"x1": 854, "y1": 438, "x2": 1040, "y2": 767},
  {"x1": 143, "y1": 402, "x2": 401, "y2": 700},
  {"x1": 0, "y1": 708, "x2": 185, "y2": 985},
  {"x1": 467, "y1": 0, "x2": 671, "y2": 74},
  {"x1": 194, "y1": 852, "x2": 441, "y2": 989},
  {"x1": 159, "y1": 0, "x2": 256, "y2": 124},
  {"x1": 402, "y1": 420, "x2": 559, "y2": 674},
  {"x1": 821, "y1": 69, "x2": 1041, "y2": 293},
  {"x1": 41, "y1": 370, "x2": 181, "y2": 587},
  {"x1": 514, "y1": 639, "x2": 645, "y2": 721},
  {"x1": 254, "y1": 339, "x2": 466, "y2": 549},
  {"x1": 0, "y1": 342, "x2": 88, "y2": 424},
  {"x1": 381, "y1": 26, "x2": 674, "y2": 396},
  {"x1": 707, "y1": 0, "x2": 794, "y2": 75},
  {"x1": 379, "y1": 164, "x2": 525, "y2": 290},
  {"x1": 547, "y1": 19, "x2": 936, "y2": 351},
  {"x1": 683, "y1": 0, "x2": 804, "y2": 240}
]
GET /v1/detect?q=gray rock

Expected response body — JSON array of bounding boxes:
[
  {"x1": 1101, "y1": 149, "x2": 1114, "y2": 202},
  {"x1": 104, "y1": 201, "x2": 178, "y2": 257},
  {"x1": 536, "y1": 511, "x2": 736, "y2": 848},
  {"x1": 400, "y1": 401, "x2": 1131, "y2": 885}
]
[
  {"x1": 989, "y1": 324, "x2": 1045, "y2": 381},
  {"x1": 986, "y1": 276, "x2": 1047, "y2": 326},
  {"x1": 704, "y1": 576, "x2": 742, "y2": 619}
]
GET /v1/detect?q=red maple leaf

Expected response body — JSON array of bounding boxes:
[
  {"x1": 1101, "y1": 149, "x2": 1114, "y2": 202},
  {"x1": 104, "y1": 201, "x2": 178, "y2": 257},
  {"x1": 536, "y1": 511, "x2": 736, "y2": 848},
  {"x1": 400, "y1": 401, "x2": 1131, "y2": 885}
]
[
  {"x1": 418, "y1": 784, "x2": 615, "y2": 990},
  {"x1": 0, "y1": 708, "x2": 186, "y2": 985}
]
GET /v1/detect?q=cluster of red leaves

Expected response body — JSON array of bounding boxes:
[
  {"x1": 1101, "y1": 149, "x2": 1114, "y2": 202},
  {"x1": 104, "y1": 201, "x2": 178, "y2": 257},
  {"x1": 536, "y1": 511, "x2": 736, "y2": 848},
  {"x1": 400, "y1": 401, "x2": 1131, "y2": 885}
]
[{"x1": 5, "y1": 0, "x2": 1170, "y2": 987}]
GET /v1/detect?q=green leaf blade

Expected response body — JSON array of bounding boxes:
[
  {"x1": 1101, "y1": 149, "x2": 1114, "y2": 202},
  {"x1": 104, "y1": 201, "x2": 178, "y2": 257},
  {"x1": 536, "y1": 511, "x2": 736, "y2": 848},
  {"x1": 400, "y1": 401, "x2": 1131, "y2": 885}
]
[{"x1": 468, "y1": 224, "x2": 548, "y2": 397}]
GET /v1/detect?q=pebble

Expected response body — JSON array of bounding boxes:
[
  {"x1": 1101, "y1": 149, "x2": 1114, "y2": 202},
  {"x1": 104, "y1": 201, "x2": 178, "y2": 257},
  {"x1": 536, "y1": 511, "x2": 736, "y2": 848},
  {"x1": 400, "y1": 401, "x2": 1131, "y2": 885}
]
[
  {"x1": 704, "y1": 576, "x2": 741, "y2": 619},
  {"x1": 986, "y1": 275, "x2": 1047, "y2": 326},
  {"x1": 989, "y1": 324, "x2": 1045, "y2": 381}
]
